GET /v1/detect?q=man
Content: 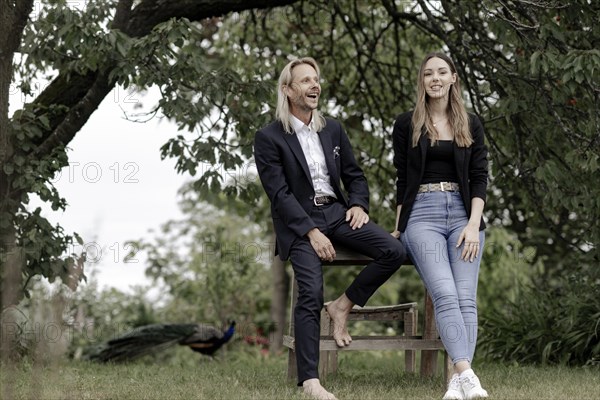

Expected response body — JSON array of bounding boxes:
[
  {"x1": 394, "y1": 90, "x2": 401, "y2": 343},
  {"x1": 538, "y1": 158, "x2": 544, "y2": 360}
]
[{"x1": 254, "y1": 57, "x2": 406, "y2": 400}]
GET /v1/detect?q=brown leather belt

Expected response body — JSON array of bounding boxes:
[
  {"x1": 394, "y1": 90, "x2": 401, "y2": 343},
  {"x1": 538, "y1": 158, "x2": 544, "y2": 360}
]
[{"x1": 418, "y1": 182, "x2": 460, "y2": 193}]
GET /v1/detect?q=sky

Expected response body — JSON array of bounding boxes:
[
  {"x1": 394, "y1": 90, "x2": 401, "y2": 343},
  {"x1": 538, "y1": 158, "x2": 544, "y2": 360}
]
[{"x1": 10, "y1": 85, "x2": 191, "y2": 293}]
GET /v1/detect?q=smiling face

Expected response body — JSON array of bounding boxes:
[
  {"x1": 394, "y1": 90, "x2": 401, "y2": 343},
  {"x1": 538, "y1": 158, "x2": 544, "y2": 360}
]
[
  {"x1": 285, "y1": 63, "x2": 321, "y2": 122},
  {"x1": 422, "y1": 57, "x2": 457, "y2": 101}
]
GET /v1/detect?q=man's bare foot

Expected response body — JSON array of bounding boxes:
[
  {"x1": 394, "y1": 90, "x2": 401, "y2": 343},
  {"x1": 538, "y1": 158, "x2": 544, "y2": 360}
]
[
  {"x1": 326, "y1": 295, "x2": 353, "y2": 347},
  {"x1": 302, "y1": 378, "x2": 338, "y2": 400}
]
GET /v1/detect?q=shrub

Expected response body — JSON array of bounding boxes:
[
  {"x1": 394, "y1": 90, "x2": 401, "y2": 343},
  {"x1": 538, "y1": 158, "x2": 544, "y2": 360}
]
[{"x1": 479, "y1": 266, "x2": 600, "y2": 366}]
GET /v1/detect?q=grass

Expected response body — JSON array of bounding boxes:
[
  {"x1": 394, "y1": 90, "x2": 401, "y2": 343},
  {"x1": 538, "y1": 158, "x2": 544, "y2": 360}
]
[{"x1": 1, "y1": 347, "x2": 599, "y2": 399}]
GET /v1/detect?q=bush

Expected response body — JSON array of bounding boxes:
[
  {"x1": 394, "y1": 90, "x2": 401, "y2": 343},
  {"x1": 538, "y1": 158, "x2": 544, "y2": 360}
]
[{"x1": 479, "y1": 266, "x2": 600, "y2": 366}]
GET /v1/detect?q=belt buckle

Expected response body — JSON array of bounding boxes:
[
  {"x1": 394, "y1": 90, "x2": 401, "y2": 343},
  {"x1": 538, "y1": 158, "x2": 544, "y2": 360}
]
[
  {"x1": 314, "y1": 196, "x2": 323, "y2": 206},
  {"x1": 440, "y1": 182, "x2": 446, "y2": 192}
]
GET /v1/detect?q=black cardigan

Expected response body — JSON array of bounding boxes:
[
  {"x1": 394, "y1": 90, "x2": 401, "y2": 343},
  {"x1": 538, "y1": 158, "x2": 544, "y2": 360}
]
[{"x1": 392, "y1": 111, "x2": 488, "y2": 232}]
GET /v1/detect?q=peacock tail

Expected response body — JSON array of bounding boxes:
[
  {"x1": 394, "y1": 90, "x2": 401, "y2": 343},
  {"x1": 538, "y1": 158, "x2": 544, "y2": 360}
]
[{"x1": 83, "y1": 321, "x2": 235, "y2": 362}]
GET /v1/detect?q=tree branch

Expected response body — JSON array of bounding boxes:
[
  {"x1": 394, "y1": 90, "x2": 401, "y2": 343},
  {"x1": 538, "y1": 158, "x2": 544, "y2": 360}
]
[
  {"x1": 31, "y1": 71, "x2": 112, "y2": 159},
  {"x1": 25, "y1": 0, "x2": 301, "y2": 160},
  {"x1": 126, "y1": 0, "x2": 299, "y2": 37}
]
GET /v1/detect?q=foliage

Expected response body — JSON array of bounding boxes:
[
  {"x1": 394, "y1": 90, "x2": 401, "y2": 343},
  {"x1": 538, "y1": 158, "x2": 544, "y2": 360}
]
[
  {"x1": 479, "y1": 266, "x2": 600, "y2": 366},
  {"x1": 129, "y1": 193, "x2": 272, "y2": 332},
  {"x1": 0, "y1": 269, "x2": 157, "y2": 362},
  {"x1": 195, "y1": 0, "x2": 600, "y2": 273},
  {"x1": 1, "y1": 0, "x2": 298, "y2": 305},
  {"x1": 2, "y1": 0, "x2": 119, "y2": 305},
  {"x1": 458, "y1": 0, "x2": 600, "y2": 278},
  {"x1": 0, "y1": 278, "x2": 69, "y2": 362},
  {"x1": 68, "y1": 278, "x2": 159, "y2": 353},
  {"x1": 477, "y1": 226, "x2": 542, "y2": 317}
]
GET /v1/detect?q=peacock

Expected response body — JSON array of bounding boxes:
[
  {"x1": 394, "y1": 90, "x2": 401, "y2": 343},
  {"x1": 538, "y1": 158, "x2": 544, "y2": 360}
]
[{"x1": 84, "y1": 321, "x2": 236, "y2": 362}]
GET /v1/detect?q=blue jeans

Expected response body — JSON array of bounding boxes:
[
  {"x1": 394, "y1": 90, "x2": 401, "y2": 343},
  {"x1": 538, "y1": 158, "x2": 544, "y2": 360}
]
[{"x1": 401, "y1": 191, "x2": 485, "y2": 364}]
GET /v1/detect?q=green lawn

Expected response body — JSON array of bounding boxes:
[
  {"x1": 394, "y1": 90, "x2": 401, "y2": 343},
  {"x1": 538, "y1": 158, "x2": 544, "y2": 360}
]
[{"x1": 1, "y1": 348, "x2": 599, "y2": 399}]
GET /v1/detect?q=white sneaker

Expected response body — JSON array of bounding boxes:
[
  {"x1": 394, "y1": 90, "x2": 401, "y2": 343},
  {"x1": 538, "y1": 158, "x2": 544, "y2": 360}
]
[
  {"x1": 442, "y1": 374, "x2": 464, "y2": 400},
  {"x1": 460, "y1": 373, "x2": 488, "y2": 399}
]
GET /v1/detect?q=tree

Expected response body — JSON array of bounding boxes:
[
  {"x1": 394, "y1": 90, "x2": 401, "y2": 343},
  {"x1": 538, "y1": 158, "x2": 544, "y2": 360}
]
[{"x1": 0, "y1": 0, "x2": 300, "y2": 311}]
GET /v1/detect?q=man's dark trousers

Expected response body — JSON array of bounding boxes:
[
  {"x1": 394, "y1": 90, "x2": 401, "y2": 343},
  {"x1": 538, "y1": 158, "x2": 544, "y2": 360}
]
[{"x1": 289, "y1": 201, "x2": 406, "y2": 384}]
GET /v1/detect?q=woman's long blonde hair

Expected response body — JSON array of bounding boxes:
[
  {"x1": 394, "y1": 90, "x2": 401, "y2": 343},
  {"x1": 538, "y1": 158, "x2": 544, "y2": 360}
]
[
  {"x1": 276, "y1": 57, "x2": 326, "y2": 134},
  {"x1": 411, "y1": 52, "x2": 472, "y2": 148}
]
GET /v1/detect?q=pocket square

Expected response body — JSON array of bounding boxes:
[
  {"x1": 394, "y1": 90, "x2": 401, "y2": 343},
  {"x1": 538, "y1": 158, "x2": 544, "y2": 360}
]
[{"x1": 333, "y1": 146, "x2": 340, "y2": 158}]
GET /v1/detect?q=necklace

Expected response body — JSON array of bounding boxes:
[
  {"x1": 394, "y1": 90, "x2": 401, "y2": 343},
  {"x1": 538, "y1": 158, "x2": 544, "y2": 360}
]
[{"x1": 432, "y1": 117, "x2": 446, "y2": 127}]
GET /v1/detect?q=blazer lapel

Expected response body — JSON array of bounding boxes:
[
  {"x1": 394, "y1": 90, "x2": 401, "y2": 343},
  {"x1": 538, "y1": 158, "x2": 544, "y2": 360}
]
[
  {"x1": 318, "y1": 128, "x2": 340, "y2": 186},
  {"x1": 282, "y1": 131, "x2": 312, "y2": 183}
]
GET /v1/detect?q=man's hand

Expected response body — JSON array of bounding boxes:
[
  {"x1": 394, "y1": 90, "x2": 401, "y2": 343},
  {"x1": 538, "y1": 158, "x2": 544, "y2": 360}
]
[
  {"x1": 307, "y1": 228, "x2": 336, "y2": 262},
  {"x1": 346, "y1": 206, "x2": 369, "y2": 230}
]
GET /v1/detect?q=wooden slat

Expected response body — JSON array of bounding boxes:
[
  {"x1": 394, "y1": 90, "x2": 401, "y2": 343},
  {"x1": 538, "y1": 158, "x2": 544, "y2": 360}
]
[
  {"x1": 345, "y1": 303, "x2": 419, "y2": 313},
  {"x1": 319, "y1": 337, "x2": 444, "y2": 351},
  {"x1": 284, "y1": 335, "x2": 445, "y2": 352},
  {"x1": 323, "y1": 302, "x2": 418, "y2": 322}
]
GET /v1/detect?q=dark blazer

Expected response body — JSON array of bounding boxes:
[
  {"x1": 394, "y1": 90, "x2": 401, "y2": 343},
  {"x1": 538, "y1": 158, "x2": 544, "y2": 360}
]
[
  {"x1": 254, "y1": 117, "x2": 370, "y2": 260},
  {"x1": 393, "y1": 111, "x2": 488, "y2": 232}
]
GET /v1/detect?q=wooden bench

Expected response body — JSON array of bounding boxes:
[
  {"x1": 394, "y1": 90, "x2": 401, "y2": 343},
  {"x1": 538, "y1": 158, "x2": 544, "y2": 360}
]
[{"x1": 282, "y1": 245, "x2": 451, "y2": 383}]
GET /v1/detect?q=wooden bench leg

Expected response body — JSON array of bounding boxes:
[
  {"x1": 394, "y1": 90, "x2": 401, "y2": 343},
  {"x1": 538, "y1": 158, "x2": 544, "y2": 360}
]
[
  {"x1": 421, "y1": 290, "x2": 439, "y2": 377},
  {"x1": 444, "y1": 350, "x2": 452, "y2": 384},
  {"x1": 320, "y1": 305, "x2": 341, "y2": 378},
  {"x1": 287, "y1": 273, "x2": 298, "y2": 381},
  {"x1": 288, "y1": 347, "x2": 298, "y2": 381},
  {"x1": 404, "y1": 308, "x2": 417, "y2": 373},
  {"x1": 319, "y1": 307, "x2": 332, "y2": 379}
]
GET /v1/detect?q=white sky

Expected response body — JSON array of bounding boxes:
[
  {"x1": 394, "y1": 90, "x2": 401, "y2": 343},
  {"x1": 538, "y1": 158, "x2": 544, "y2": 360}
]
[{"x1": 10, "y1": 86, "x2": 191, "y2": 293}]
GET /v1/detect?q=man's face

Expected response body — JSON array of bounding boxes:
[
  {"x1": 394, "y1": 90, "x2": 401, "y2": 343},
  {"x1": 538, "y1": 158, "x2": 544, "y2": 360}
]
[{"x1": 286, "y1": 63, "x2": 321, "y2": 116}]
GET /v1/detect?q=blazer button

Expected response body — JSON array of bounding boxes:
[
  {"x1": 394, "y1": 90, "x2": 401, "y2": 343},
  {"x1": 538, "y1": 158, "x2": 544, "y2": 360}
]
[{"x1": 309, "y1": 195, "x2": 314, "y2": 200}]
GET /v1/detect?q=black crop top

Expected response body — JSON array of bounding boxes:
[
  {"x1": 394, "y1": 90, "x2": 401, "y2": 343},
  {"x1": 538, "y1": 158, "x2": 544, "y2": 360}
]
[{"x1": 421, "y1": 139, "x2": 459, "y2": 184}]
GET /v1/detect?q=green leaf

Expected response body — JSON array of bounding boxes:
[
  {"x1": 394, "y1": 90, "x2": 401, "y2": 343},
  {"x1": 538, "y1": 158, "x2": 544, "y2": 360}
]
[{"x1": 3, "y1": 164, "x2": 15, "y2": 175}]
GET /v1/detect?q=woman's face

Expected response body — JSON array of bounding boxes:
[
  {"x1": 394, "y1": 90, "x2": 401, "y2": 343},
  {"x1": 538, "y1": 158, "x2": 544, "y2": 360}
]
[{"x1": 422, "y1": 57, "x2": 457, "y2": 100}]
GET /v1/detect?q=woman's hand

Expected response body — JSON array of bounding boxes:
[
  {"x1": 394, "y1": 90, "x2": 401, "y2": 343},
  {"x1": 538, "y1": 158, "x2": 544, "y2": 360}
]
[
  {"x1": 456, "y1": 224, "x2": 481, "y2": 262},
  {"x1": 390, "y1": 230, "x2": 401, "y2": 239}
]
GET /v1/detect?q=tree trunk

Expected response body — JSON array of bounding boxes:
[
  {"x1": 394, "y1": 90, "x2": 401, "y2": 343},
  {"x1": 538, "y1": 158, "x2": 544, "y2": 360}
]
[{"x1": 0, "y1": 0, "x2": 35, "y2": 364}]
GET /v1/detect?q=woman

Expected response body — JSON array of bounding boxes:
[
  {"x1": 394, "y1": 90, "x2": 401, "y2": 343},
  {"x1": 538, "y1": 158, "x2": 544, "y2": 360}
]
[{"x1": 391, "y1": 52, "x2": 489, "y2": 400}]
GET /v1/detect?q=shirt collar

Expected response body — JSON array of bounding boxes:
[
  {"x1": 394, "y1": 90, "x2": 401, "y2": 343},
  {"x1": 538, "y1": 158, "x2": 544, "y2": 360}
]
[{"x1": 291, "y1": 114, "x2": 314, "y2": 134}]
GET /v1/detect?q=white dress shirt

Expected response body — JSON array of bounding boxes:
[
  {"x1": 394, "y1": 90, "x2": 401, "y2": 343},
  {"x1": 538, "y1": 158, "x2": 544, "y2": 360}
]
[{"x1": 291, "y1": 115, "x2": 337, "y2": 198}]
